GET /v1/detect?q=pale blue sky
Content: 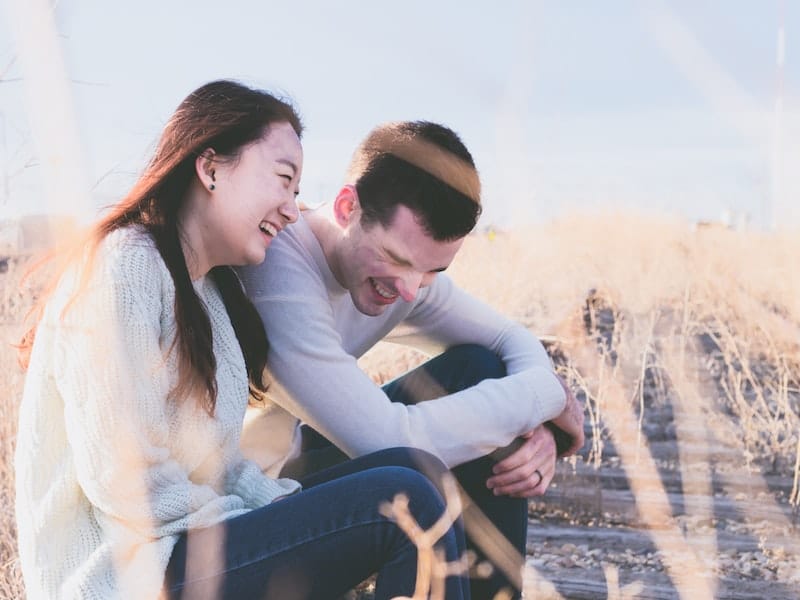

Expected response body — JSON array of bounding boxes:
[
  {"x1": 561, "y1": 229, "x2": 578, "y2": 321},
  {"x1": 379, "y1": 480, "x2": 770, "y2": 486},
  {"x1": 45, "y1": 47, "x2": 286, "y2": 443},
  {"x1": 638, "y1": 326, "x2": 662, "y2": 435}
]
[{"x1": 1, "y1": 1, "x2": 797, "y2": 228}]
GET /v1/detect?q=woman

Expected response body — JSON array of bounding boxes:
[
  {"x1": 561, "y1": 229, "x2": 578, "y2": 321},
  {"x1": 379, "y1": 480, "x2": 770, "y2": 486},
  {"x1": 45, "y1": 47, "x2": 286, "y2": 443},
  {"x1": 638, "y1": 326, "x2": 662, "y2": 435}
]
[{"x1": 14, "y1": 80, "x2": 468, "y2": 599}]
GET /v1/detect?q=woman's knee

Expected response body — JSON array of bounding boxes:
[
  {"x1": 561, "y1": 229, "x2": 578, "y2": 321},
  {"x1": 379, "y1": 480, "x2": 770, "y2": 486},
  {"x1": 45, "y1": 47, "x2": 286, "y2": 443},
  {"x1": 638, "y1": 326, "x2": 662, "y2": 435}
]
[
  {"x1": 377, "y1": 467, "x2": 464, "y2": 562},
  {"x1": 377, "y1": 466, "x2": 446, "y2": 520},
  {"x1": 365, "y1": 447, "x2": 450, "y2": 488}
]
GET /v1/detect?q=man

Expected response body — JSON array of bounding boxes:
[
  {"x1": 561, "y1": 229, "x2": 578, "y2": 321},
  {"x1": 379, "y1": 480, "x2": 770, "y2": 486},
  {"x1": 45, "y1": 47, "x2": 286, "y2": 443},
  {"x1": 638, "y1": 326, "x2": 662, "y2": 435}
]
[{"x1": 237, "y1": 121, "x2": 584, "y2": 598}]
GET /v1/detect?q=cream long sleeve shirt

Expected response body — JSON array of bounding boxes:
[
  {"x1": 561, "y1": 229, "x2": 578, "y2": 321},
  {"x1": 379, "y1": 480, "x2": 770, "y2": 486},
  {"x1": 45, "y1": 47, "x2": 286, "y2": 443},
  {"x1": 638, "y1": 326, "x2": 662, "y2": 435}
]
[
  {"x1": 14, "y1": 227, "x2": 299, "y2": 600},
  {"x1": 236, "y1": 214, "x2": 566, "y2": 473}
]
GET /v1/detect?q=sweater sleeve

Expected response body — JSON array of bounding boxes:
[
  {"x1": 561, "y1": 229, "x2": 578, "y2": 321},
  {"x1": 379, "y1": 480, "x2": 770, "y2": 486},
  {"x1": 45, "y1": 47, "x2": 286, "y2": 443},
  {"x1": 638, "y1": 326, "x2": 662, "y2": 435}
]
[
  {"x1": 243, "y1": 243, "x2": 566, "y2": 468},
  {"x1": 54, "y1": 240, "x2": 248, "y2": 539},
  {"x1": 397, "y1": 273, "x2": 565, "y2": 411},
  {"x1": 225, "y1": 456, "x2": 300, "y2": 508}
]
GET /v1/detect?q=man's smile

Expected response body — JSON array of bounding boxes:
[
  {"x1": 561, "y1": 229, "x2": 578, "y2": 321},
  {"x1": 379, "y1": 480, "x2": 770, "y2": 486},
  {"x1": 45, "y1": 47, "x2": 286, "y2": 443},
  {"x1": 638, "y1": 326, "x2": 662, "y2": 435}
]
[{"x1": 369, "y1": 277, "x2": 398, "y2": 301}]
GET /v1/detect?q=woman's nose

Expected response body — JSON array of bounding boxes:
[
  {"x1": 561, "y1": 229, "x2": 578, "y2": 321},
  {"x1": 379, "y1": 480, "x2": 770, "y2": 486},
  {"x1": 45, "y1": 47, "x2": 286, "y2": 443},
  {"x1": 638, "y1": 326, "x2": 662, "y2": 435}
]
[{"x1": 281, "y1": 198, "x2": 299, "y2": 224}]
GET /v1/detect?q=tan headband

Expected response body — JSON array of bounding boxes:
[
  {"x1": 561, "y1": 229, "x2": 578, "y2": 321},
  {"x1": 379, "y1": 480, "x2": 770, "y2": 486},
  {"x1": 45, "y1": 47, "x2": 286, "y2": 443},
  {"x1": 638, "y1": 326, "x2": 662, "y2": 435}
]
[{"x1": 364, "y1": 131, "x2": 481, "y2": 205}]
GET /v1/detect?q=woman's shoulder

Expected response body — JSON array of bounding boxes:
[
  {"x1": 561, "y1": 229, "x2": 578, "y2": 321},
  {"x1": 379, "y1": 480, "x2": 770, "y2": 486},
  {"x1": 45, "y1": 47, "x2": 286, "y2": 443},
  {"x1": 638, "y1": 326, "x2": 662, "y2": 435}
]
[
  {"x1": 101, "y1": 224, "x2": 158, "y2": 257},
  {"x1": 96, "y1": 226, "x2": 167, "y2": 283},
  {"x1": 44, "y1": 226, "x2": 171, "y2": 326}
]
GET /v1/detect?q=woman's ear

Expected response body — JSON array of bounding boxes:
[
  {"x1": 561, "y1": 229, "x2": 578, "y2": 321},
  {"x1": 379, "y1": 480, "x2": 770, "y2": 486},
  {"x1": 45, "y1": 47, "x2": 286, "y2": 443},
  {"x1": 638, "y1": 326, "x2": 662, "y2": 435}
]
[
  {"x1": 195, "y1": 148, "x2": 217, "y2": 191},
  {"x1": 332, "y1": 185, "x2": 360, "y2": 228}
]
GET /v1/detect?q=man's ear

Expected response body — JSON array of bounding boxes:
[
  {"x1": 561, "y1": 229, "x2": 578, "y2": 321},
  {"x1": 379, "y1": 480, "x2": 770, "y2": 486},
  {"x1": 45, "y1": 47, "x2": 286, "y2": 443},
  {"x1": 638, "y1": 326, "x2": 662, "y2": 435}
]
[
  {"x1": 333, "y1": 185, "x2": 360, "y2": 228},
  {"x1": 195, "y1": 148, "x2": 217, "y2": 190}
]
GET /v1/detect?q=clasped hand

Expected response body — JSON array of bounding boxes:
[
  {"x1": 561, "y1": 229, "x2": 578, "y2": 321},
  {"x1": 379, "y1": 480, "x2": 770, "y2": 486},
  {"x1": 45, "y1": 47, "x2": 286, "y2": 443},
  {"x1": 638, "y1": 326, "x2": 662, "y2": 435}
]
[{"x1": 486, "y1": 374, "x2": 585, "y2": 498}]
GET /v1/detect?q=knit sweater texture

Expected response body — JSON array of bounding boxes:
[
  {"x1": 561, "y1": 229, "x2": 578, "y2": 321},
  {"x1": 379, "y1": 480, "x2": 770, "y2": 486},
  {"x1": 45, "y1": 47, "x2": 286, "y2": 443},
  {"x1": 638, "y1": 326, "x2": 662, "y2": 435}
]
[
  {"x1": 15, "y1": 227, "x2": 299, "y2": 599},
  {"x1": 236, "y1": 214, "x2": 566, "y2": 473}
]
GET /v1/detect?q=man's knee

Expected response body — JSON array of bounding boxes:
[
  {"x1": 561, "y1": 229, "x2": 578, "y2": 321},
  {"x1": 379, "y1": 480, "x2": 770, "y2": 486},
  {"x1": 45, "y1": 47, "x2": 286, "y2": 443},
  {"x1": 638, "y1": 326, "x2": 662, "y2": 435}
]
[{"x1": 444, "y1": 344, "x2": 506, "y2": 383}]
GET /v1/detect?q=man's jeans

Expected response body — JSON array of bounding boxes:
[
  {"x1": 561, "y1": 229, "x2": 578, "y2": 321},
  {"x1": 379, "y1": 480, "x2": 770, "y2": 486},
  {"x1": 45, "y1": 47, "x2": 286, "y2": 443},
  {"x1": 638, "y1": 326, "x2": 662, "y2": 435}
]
[
  {"x1": 281, "y1": 344, "x2": 527, "y2": 600},
  {"x1": 165, "y1": 448, "x2": 468, "y2": 599}
]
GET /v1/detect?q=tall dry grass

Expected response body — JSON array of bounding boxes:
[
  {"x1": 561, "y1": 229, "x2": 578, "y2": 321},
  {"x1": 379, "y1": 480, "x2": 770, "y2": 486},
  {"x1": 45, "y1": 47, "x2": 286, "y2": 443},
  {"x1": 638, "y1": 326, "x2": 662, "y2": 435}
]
[
  {"x1": 448, "y1": 212, "x2": 800, "y2": 478},
  {"x1": 447, "y1": 211, "x2": 800, "y2": 596},
  {"x1": 2, "y1": 212, "x2": 800, "y2": 597},
  {"x1": 1, "y1": 257, "x2": 34, "y2": 600}
]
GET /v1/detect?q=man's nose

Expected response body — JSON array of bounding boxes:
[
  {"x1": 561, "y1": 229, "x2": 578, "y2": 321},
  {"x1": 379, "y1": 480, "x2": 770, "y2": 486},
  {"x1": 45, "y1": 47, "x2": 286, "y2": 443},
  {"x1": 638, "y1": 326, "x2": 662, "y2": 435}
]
[{"x1": 396, "y1": 272, "x2": 423, "y2": 302}]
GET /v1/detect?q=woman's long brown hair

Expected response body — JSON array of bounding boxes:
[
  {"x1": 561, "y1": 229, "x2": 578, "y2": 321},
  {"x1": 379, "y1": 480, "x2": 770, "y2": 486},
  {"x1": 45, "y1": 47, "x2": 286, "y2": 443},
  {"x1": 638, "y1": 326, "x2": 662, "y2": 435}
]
[{"x1": 18, "y1": 80, "x2": 303, "y2": 414}]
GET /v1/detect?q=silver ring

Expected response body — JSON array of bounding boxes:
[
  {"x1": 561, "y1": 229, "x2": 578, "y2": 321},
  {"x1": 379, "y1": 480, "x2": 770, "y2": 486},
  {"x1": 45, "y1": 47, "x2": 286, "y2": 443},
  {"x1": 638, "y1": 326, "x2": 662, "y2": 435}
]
[{"x1": 534, "y1": 469, "x2": 543, "y2": 487}]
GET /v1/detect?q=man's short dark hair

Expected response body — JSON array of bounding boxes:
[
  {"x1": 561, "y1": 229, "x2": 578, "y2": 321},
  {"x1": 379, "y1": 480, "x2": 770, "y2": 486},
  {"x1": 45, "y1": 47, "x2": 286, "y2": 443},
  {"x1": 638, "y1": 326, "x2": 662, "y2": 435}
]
[{"x1": 347, "y1": 121, "x2": 482, "y2": 241}]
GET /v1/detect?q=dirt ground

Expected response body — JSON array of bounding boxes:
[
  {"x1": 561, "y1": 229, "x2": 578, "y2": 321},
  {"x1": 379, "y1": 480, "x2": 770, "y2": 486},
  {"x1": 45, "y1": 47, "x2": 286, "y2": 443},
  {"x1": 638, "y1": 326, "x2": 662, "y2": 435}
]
[{"x1": 524, "y1": 402, "x2": 800, "y2": 599}]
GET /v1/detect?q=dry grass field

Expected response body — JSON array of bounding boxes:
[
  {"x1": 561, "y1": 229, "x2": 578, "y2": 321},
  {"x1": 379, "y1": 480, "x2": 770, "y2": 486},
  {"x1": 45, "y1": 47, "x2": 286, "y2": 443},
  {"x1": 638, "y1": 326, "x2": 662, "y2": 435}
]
[
  {"x1": 1, "y1": 256, "x2": 31, "y2": 600},
  {"x1": 2, "y1": 212, "x2": 800, "y2": 599}
]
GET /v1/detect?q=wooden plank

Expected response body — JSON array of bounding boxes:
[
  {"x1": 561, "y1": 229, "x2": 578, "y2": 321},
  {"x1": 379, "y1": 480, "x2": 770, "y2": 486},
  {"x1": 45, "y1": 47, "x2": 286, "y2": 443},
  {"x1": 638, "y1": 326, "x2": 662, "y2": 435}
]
[
  {"x1": 550, "y1": 461, "x2": 797, "y2": 495},
  {"x1": 531, "y1": 486, "x2": 794, "y2": 525},
  {"x1": 525, "y1": 566, "x2": 794, "y2": 600},
  {"x1": 527, "y1": 523, "x2": 800, "y2": 555},
  {"x1": 593, "y1": 439, "x2": 747, "y2": 463},
  {"x1": 524, "y1": 567, "x2": 678, "y2": 600}
]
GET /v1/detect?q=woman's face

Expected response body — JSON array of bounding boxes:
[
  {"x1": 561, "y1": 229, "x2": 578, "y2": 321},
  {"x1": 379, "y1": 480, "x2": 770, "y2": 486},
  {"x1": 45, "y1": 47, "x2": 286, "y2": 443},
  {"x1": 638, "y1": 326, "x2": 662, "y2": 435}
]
[{"x1": 203, "y1": 121, "x2": 303, "y2": 270}]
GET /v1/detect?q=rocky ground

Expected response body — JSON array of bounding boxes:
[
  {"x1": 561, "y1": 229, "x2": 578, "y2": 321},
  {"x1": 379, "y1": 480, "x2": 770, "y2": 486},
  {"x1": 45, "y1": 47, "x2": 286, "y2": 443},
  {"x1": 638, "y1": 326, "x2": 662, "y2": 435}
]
[{"x1": 523, "y1": 418, "x2": 800, "y2": 599}]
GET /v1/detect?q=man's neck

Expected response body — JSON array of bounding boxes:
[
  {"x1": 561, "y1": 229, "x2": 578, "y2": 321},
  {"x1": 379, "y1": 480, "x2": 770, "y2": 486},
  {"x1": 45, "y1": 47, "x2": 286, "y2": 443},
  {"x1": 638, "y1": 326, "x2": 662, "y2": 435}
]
[{"x1": 304, "y1": 206, "x2": 347, "y2": 290}]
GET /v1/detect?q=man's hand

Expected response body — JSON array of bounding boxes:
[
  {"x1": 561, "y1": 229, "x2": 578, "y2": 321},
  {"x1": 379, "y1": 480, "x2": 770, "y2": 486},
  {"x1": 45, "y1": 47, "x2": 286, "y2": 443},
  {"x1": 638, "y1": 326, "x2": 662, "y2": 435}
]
[
  {"x1": 486, "y1": 425, "x2": 557, "y2": 498},
  {"x1": 549, "y1": 375, "x2": 585, "y2": 457}
]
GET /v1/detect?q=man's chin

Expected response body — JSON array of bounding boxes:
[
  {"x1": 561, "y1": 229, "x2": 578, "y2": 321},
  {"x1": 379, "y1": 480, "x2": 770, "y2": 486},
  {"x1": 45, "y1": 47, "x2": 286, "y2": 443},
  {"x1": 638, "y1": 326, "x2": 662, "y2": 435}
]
[
  {"x1": 352, "y1": 295, "x2": 388, "y2": 317},
  {"x1": 356, "y1": 303, "x2": 386, "y2": 317}
]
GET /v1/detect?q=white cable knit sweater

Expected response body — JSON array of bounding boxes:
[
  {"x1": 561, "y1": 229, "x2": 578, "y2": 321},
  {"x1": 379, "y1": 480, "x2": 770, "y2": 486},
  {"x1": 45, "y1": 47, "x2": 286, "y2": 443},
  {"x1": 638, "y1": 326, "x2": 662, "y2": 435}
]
[{"x1": 14, "y1": 227, "x2": 300, "y2": 600}]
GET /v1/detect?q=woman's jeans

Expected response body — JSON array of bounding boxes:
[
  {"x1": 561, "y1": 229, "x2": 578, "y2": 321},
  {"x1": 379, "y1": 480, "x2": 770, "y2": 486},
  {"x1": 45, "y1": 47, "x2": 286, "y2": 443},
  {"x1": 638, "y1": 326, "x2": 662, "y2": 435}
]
[
  {"x1": 281, "y1": 345, "x2": 527, "y2": 600},
  {"x1": 164, "y1": 448, "x2": 469, "y2": 599}
]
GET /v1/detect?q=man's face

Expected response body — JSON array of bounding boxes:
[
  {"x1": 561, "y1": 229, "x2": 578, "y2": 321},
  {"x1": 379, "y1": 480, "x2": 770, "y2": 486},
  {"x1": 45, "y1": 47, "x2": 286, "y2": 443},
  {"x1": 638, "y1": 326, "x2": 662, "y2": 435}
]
[{"x1": 335, "y1": 204, "x2": 464, "y2": 316}]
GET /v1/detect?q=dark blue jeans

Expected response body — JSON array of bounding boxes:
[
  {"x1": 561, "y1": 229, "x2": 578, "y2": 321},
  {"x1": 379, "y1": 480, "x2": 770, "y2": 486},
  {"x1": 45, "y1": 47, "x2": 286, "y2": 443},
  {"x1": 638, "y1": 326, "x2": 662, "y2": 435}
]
[
  {"x1": 281, "y1": 345, "x2": 527, "y2": 600},
  {"x1": 165, "y1": 449, "x2": 468, "y2": 599}
]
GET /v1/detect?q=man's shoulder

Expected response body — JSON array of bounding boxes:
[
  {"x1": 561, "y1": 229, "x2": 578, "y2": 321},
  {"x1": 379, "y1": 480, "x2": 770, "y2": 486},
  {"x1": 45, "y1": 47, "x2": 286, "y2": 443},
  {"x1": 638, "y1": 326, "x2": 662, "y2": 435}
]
[
  {"x1": 268, "y1": 215, "x2": 321, "y2": 266},
  {"x1": 237, "y1": 215, "x2": 328, "y2": 301}
]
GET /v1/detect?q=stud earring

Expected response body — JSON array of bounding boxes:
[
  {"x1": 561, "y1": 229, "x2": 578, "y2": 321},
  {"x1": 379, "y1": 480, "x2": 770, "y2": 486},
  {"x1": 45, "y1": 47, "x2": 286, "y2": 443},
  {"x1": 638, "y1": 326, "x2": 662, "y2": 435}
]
[{"x1": 209, "y1": 184, "x2": 216, "y2": 191}]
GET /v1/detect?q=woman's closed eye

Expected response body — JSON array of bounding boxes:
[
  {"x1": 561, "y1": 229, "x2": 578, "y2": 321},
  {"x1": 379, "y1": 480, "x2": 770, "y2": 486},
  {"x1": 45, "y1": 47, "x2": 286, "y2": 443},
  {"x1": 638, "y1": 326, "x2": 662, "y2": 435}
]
[{"x1": 279, "y1": 174, "x2": 300, "y2": 196}]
